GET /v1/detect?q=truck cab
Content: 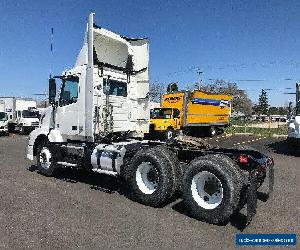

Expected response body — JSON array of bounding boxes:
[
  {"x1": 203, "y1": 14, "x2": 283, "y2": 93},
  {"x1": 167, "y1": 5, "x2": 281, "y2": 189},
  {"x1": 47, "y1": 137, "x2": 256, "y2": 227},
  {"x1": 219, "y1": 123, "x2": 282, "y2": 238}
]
[
  {"x1": 15, "y1": 108, "x2": 40, "y2": 134},
  {"x1": 149, "y1": 107, "x2": 181, "y2": 139},
  {"x1": 26, "y1": 13, "x2": 274, "y2": 226},
  {"x1": 0, "y1": 112, "x2": 9, "y2": 135},
  {"x1": 27, "y1": 13, "x2": 150, "y2": 161}
]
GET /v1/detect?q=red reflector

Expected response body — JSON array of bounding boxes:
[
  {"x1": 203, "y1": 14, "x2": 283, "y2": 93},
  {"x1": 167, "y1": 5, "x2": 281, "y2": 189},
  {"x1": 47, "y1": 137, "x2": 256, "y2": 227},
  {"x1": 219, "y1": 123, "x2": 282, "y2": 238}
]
[{"x1": 238, "y1": 155, "x2": 248, "y2": 164}]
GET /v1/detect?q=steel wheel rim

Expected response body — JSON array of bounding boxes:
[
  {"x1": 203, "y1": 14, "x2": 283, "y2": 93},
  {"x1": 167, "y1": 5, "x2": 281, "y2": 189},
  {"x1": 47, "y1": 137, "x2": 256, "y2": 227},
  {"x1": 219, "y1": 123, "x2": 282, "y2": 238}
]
[
  {"x1": 39, "y1": 147, "x2": 52, "y2": 170},
  {"x1": 136, "y1": 162, "x2": 159, "y2": 194},
  {"x1": 167, "y1": 130, "x2": 173, "y2": 139},
  {"x1": 191, "y1": 171, "x2": 223, "y2": 209}
]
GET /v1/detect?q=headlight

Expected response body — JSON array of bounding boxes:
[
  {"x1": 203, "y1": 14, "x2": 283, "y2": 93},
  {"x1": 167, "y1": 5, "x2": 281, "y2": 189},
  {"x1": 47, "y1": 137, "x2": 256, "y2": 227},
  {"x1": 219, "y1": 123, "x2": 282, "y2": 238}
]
[{"x1": 159, "y1": 125, "x2": 165, "y2": 129}]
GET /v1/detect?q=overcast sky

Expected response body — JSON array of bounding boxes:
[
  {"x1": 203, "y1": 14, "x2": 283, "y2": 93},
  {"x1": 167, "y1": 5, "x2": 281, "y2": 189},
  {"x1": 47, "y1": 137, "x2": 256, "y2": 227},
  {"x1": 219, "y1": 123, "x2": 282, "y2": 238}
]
[{"x1": 0, "y1": 0, "x2": 299, "y2": 106}]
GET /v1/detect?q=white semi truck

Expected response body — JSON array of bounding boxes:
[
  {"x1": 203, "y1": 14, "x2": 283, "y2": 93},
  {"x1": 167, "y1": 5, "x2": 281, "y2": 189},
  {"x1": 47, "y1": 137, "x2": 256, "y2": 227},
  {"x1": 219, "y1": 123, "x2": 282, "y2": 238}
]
[
  {"x1": 27, "y1": 13, "x2": 274, "y2": 225},
  {"x1": 287, "y1": 83, "x2": 300, "y2": 154},
  {"x1": 0, "y1": 97, "x2": 39, "y2": 134},
  {"x1": 0, "y1": 100, "x2": 9, "y2": 135}
]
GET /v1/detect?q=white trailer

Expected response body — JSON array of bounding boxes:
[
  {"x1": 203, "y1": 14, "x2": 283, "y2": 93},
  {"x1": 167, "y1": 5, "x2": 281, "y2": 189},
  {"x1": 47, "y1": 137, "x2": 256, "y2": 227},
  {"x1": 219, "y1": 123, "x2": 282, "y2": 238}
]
[
  {"x1": 0, "y1": 100, "x2": 5, "y2": 112},
  {"x1": 27, "y1": 13, "x2": 274, "y2": 225},
  {"x1": 287, "y1": 83, "x2": 300, "y2": 154},
  {"x1": 0, "y1": 100, "x2": 9, "y2": 135},
  {"x1": 149, "y1": 101, "x2": 160, "y2": 109},
  {"x1": 0, "y1": 97, "x2": 39, "y2": 134}
]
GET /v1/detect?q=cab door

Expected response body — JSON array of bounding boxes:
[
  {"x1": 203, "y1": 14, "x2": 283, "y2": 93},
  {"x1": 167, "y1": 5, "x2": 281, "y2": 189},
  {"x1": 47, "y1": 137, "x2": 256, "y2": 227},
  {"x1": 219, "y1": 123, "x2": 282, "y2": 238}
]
[
  {"x1": 173, "y1": 108, "x2": 181, "y2": 130},
  {"x1": 102, "y1": 77, "x2": 130, "y2": 133},
  {"x1": 55, "y1": 76, "x2": 80, "y2": 140},
  {"x1": 14, "y1": 110, "x2": 21, "y2": 130}
]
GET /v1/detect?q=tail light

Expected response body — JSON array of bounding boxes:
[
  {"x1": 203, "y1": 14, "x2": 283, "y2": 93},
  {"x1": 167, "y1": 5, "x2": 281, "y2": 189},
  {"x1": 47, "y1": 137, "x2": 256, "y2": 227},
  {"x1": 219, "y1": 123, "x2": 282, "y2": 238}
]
[{"x1": 238, "y1": 155, "x2": 248, "y2": 164}]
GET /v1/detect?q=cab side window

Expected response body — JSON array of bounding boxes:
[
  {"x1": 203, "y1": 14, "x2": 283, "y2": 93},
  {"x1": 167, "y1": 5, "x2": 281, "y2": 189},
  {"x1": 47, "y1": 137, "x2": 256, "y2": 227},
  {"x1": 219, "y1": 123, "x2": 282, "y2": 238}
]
[
  {"x1": 103, "y1": 78, "x2": 127, "y2": 97},
  {"x1": 59, "y1": 77, "x2": 79, "y2": 106}
]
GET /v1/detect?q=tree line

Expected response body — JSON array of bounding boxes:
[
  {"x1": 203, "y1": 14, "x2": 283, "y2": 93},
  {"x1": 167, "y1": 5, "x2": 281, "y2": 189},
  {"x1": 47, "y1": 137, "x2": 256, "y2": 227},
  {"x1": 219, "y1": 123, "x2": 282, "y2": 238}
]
[{"x1": 149, "y1": 80, "x2": 288, "y2": 116}]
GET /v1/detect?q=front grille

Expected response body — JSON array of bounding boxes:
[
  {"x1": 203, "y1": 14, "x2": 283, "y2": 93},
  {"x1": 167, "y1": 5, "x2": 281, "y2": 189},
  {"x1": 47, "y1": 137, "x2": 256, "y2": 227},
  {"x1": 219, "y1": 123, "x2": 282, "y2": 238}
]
[{"x1": 31, "y1": 122, "x2": 39, "y2": 127}]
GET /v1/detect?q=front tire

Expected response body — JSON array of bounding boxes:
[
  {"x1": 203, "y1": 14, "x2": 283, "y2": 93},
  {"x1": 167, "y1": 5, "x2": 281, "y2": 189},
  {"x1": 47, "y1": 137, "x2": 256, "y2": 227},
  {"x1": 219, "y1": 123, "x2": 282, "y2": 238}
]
[
  {"x1": 165, "y1": 128, "x2": 174, "y2": 140},
  {"x1": 36, "y1": 140, "x2": 56, "y2": 176},
  {"x1": 182, "y1": 155, "x2": 243, "y2": 224}
]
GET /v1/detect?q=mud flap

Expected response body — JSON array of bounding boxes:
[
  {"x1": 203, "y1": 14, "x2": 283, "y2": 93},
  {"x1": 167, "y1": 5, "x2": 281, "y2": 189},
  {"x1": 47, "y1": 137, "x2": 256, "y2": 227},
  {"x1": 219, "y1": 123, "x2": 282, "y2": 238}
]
[
  {"x1": 267, "y1": 163, "x2": 274, "y2": 197},
  {"x1": 246, "y1": 174, "x2": 258, "y2": 225},
  {"x1": 246, "y1": 163, "x2": 274, "y2": 225}
]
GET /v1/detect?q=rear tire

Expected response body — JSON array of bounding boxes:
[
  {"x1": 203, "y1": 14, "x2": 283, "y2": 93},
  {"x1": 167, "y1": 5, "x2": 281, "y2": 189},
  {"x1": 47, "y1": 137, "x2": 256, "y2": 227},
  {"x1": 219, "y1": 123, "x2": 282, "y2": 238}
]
[
  {"x1": 287, "y1": 141, "x2": 294, "y2": 154},
  {"x1": 287, "y1": 138, "x2": 299, "y2": 155},
  {"x1": 155, "y1": 145, "x2": 183, "y2": 194},
  {"x1": 182, "y1": 154, "x2": 243, "y2": 224},
  {"x1": 36, "y1": 140, "x2": 57, "y2": 177},
  {"x1": 8, "y1": 123, "x2": 14, "y2": 133},
  {"x1": 123, "y1": 146, "x2": 180, "y2": 207},
  {"x1": 217, "y1": 127, "x2": 225, "y2": 135},
  {"x1": 208, "y1": 126, "x2": 216, "y2": 137}
]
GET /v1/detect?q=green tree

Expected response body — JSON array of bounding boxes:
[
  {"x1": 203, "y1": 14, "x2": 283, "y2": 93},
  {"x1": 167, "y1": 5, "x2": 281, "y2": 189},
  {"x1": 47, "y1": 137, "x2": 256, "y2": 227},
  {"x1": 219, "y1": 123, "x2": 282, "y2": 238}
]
[
  {"x1": 201, "y1": 80, "x2": 253, "y2": 115},
  {"x1": 268, "y1": 106, "x2": 278, "y2": 115},
  {"x1": 166, "y1": 82, "x2": 178, "y2": 93},
  {"x1": 149, "y1": 81, "x2": 164, "y2": 103},
  {"x1": 257, "y1": 89, "x2": 269, "y2": 115}
]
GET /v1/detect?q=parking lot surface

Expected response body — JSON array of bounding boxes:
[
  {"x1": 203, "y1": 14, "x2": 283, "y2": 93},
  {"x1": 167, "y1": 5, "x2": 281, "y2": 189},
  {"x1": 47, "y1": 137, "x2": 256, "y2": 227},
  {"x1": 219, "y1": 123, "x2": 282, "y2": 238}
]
[{"x1": 0, "y1": 134, "x2": 299, "y2": 248}]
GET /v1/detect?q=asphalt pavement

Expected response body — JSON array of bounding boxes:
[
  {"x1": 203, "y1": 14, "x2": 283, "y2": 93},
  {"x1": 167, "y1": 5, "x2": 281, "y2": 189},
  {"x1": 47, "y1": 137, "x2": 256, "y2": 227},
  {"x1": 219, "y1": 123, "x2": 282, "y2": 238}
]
[{"x1": 0, "y1": 134, "x2": 299, "y2": 248}]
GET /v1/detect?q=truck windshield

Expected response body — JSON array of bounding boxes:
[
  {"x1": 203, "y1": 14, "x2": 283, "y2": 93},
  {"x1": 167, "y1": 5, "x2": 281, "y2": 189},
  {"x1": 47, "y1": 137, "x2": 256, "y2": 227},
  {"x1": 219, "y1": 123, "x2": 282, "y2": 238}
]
[
  {"x1": 0, "y1": 112, "x2": 7, "y2": 121},
  {"x1": 151, "y1": 108, "x2": 172, "y2": 119},
  {"x1": 22, "y1": 110, "x2": 38, "y2": 118}
]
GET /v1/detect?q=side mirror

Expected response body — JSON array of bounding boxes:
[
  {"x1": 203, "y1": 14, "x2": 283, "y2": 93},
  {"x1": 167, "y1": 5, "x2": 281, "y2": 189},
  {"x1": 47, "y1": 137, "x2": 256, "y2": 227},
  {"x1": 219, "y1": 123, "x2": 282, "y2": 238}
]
[
  {"x1": 125, "y1": 55, "x2": 133, "y2": 83},
  {"x1": 49, "y1": 78, "x2": 56, "y2": 105}
]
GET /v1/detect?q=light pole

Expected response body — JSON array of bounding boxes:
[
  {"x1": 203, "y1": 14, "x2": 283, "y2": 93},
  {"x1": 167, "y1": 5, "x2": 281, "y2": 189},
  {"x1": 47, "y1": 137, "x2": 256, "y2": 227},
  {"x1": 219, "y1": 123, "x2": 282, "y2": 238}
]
[{"x1": 196, "y1": 70, "x2": 203, "y2": 90}]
